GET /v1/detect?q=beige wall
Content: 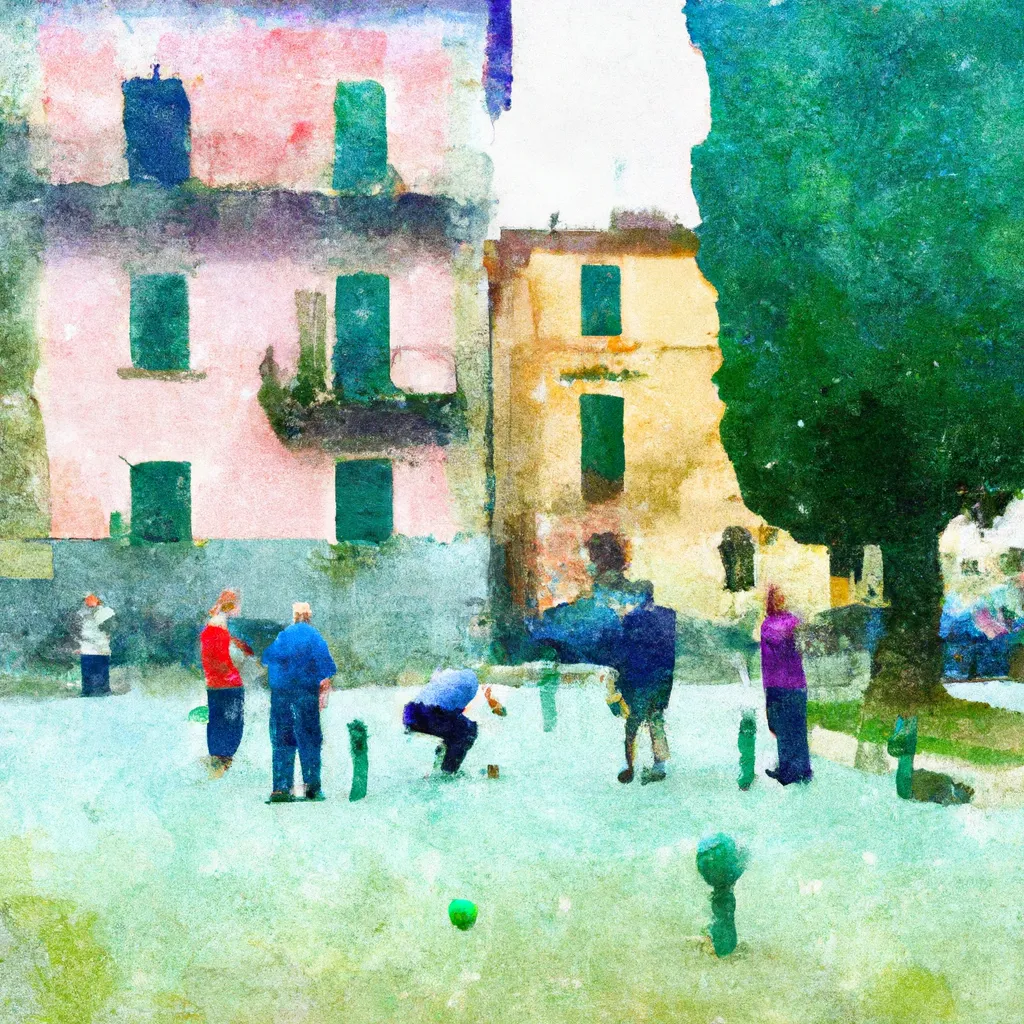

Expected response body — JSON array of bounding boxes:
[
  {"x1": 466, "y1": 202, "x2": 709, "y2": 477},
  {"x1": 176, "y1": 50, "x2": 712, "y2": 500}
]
[{"x1": 491, "y1": 239, "x2": 831, "y2": 622}]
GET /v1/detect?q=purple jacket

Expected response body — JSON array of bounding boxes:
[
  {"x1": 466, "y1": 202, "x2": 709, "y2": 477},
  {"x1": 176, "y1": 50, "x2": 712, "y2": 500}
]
[{"x1": 760, "y1": 612, "x2": 806, "y2": 690}]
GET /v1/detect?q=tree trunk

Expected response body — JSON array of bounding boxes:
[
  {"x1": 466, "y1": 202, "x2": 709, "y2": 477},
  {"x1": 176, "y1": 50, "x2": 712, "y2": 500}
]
[{"x1": 866, "y1": 534, "x2": 945, "y2": 706}]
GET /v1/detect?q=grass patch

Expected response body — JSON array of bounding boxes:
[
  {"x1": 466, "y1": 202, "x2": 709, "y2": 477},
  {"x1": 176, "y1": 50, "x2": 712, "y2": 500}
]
[
  {"x1": 807, "y1": 699, "x2": 863, "y2": 736},
  {"x1": 811, "y1": 692, "x2": 1024, "y2": 767},
  {"x1": 0, "y1": 672, "x2": 77, "y2": 700}
]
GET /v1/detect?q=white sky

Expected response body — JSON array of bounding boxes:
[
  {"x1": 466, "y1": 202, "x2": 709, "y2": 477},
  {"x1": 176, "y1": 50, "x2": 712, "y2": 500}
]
[{"x1": 488, "y1": 0, "x2": 710, "y2": 233}]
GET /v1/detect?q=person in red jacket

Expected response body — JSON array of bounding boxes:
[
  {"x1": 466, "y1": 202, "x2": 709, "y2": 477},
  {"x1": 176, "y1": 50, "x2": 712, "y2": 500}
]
[{"x1": 200, "y1": 590, "x2": 253, "y2": 776}]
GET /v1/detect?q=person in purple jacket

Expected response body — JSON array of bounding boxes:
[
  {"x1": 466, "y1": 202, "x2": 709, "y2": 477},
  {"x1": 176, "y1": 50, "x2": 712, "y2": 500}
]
[{"x1": 760, "y1": 584, "x2": 812, "y2": 785}]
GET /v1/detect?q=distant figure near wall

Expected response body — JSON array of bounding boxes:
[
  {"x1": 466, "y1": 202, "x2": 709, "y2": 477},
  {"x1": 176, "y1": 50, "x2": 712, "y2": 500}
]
[
  {"x1": 261, "y1": 603, "x2": 337, "y2": 803},
  {"x1": 77, "y1": 594, "x2": 115, "y2": 696}
]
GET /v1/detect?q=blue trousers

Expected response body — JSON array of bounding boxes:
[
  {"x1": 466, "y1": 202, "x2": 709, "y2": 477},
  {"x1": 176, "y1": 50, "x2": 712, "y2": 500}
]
[
  {"x1": 81, "y1": 655, "x2": 110, "y2": 696},
  {"x1": 765, "y1": 687, "x2": 812, "y2": 783},
  {"x1": 270, "y1": 691, "x2": 322, "y2": 793},
  {"x1": 207, "y1": 688, "x2": 244, "y2": 759},
  {"x1": 403, "y1": 702, "x2": 478, "y2": 773}
]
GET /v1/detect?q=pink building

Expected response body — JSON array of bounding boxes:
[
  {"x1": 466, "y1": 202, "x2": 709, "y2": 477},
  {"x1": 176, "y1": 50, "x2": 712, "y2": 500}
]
[
  {"x1": 31, "y1": 1, "x2": 499, "y2": 546},
  {"x1": 32, "y1": 2, "x2": 495, "y2": 196}
]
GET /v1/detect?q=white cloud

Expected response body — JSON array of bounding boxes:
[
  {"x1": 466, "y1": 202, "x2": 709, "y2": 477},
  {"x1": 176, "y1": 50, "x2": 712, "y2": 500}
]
[{"x1": 489, "y1": 0, "x2": 710, "y2": 232}]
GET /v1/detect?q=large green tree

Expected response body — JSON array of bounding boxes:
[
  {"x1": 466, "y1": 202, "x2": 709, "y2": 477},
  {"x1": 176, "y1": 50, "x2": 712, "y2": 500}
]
[{"x1": 688, "y1": 0, "x2": 1024, "y2": 701}]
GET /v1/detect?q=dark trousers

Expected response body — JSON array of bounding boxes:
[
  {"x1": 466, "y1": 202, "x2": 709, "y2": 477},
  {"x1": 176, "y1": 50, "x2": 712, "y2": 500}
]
[
  {"x1": 207, "y1": 687, "x2": 244, "y2": 759},
  {"x1": 80, "y1": 655, "x2": 110, "y2": 696},
  {"x1": 270, "y1": 690, "x2": 322, "y2": 793},
  {"x1": 403, "y1": 702, "x2": 478, "y2": 774},
  {"x1": 765, "y1": 686, "x2": 812, "y2": 782}
]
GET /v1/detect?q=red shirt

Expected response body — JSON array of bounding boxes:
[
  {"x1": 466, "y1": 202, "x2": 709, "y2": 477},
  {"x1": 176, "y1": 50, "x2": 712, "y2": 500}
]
[{"x1": 201, "y1": 624, "x2": 249, "y2": 689}]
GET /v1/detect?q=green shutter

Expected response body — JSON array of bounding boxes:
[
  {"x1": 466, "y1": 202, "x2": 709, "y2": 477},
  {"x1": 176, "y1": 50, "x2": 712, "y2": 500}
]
[
  {"x1": 130, "y1": 274, "x2": 189, "y2": 371},
  {"x1": 333, "y1": 80, "x2": 388, "y2": 192},
  {"x1": 131, "y1": 461, "x2": 191, "y2": 543},
  {"x1": 335, "y1": 459, "x2": 393, "y2": 543},
  {"x1": 333, "y1": 273, "x2": 394, "y2": 404},
  {"x1": 581, "y1": 264, "x2": 622, "y2": 336},
  {"x1": 580, "y1": 394, "x2": 625, "y2": 502}
]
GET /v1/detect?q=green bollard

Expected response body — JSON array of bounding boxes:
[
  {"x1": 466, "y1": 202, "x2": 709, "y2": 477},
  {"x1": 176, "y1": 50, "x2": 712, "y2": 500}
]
[
  {"x1": 738, "y1": 709, "x2": 757, "y2": 790},
  {"x1": 886, "y1": 715, "x2": 918, "y2": 800},
  {"x1": 539, "y1": 666, "x2": 559, "y2": 732},
  {"x1": 348, "y1": 719, "x2": 368, "y2": 802},
  {"x1": 696, "y1": 833, "x2": 747, "y2": 957}
]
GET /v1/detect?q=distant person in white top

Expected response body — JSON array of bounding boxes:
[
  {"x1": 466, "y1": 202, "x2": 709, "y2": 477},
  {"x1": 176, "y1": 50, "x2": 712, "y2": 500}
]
[
  {"x1": 78, "y1": 594, "x2": 115, "y2": 696},
  {"x1": 403, "y1": 668, "x2": 506, "y2": 775}
]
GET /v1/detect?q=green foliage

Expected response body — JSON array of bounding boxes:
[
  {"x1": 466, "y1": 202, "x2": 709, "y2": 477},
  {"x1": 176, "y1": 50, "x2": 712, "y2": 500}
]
[
  {"x1": 558, "y1": 367, "x2": 644, "y2": 384},
  {"x1": 806, "y1": 699, "x2": 864, "y2": 737},
  {"x1": 689, "y1": 1, "x2": 1024, "y2": 544},
  {"x1": 0, "y1": 123, "x2": 46, "y2": 537},
  {"x1": 689, "y1": 1, "x2": 1024, "y2": 693},
  {"x1": 309, "y1": 538, "x2": 387, "y2": 585},
  {"x1": 0, "y1": 839, "x2": 118, "y2": 1024},
  {"x1": 864, "y1": 965, "x2": 956, "y2": 1023}
]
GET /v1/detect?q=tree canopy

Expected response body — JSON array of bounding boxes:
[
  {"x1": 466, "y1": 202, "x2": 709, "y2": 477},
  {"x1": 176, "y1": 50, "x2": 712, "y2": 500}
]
[{"x1": 687, "y1": 0, "x2": 1024, "y2": 696}]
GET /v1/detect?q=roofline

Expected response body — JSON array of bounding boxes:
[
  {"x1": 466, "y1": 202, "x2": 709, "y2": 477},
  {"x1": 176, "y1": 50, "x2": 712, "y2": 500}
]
[{"x1": 486, "y1": 226, "x2": 700, "y2": 279}]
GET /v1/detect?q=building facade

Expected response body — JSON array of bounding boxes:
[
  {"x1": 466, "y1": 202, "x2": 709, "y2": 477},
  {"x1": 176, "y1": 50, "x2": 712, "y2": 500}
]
[
  {"x1": 0, "y1": 0, "x2": 506, "y2": 679},
  {"x1": 31, "y1": 1, "x2": 497, "y2": 550},
  {"x1": 487, "y1": 228, "x2": 833, "y2": 627}
]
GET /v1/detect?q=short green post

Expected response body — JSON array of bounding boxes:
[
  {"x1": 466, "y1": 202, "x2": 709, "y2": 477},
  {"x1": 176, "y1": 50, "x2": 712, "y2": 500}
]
[
  {"x1": 696, "y1": 833, "x2": 747, "y2": 957},
  {"x1": 539, "y1": 666, "x2": 559, "y2": 732},
  {"x1": 886, "y1": 715, "x2": 918, "y2": 800},
  {"x1": 348, "y1": 719, "x2": 368, "y2": 802},
  {"x1": 738, "y1": 709, "x2": 757, "y2": 790}
]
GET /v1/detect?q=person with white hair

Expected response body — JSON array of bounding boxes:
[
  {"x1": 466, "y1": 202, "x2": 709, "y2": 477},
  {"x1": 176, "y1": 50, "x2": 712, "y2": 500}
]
[{"x1": 261, "y1": 602, "x2": 337, "y2": 803}]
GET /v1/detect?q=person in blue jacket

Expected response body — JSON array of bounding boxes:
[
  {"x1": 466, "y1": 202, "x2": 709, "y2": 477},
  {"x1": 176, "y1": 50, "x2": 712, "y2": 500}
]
[
  {"x1": 615, "y1": 589, "x2": 677, "y2": 785},
  {"x1": 261, "y1": 602, "x2": 337, "y2": 803}
]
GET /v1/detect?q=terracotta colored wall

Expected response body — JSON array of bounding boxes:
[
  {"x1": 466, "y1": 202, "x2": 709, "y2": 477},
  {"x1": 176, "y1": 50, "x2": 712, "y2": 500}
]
[
  {"x1": 37, "y1": 253, "x2": 460, "y2": 542},
  {"x1": 35, "y1": 12, "x2": 466, "y2": 191}
]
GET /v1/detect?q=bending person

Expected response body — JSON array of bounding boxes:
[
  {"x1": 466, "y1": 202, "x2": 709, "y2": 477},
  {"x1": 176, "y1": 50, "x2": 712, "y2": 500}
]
[{"x1": 403, "y1": 668, "x2": 506, "y2": 776}]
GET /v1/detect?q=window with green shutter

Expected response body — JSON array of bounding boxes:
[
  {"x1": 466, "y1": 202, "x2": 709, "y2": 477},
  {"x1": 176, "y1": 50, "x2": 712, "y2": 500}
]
[
  {"x1": 581, "y1": 264, "x2": 622, "y2": 337},
  {"x1": 335, "y1": 459, "x2": 393, "y2": 543},
  {"x1": 580, "y1": 394, "x2": 625, "y2": 502},
  {"x1": 333, "y1": 273, "x2": 395, "y2": 404},
  {"x1": 130, "y1": 274, "x2": 189, "y2": 371},
  {"x1": 334, "y1": 80, "x2": 388, "y2": 193},
  {"x1": 130, "y1": 461, "x2": 191, "y2": 543}
]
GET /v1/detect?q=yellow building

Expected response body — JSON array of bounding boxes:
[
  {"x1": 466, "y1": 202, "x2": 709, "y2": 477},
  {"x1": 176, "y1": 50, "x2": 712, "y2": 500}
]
[{"x1": 486, "y1": 228, "x2": 832, "y2": 625}]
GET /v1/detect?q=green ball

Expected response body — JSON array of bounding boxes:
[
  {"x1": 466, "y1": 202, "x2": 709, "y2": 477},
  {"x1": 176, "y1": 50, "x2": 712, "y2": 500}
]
[
  {"x1": 188, "y1": 705, "x2": 209, "y2": 723},
  {"x1": 448, "y1": 899, "x2": 478, "y2": 931}
]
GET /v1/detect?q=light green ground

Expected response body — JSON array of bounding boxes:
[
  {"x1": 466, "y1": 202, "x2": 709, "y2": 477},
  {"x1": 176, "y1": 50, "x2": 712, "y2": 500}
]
[{"x1": 0, "y1": 679, "x2": 1018, "y2": 1023}]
